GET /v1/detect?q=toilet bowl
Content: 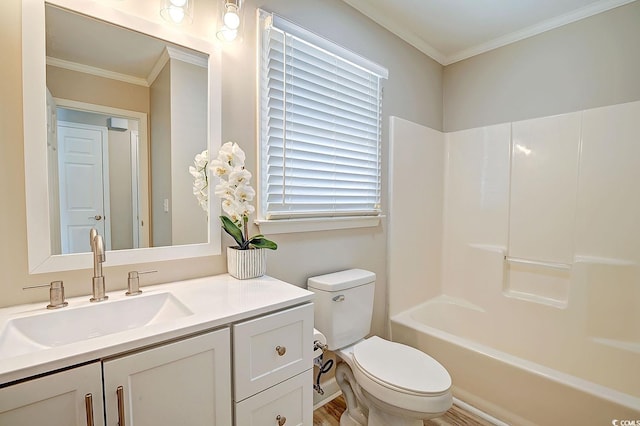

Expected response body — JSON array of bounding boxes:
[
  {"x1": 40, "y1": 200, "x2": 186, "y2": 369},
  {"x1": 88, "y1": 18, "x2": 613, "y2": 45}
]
[
  {"x1": 308, "y1": 269, "x2": 452, "y2": 425},
  {"x1": 336, "y1": 337, "x2": 452, "y2": 425}
]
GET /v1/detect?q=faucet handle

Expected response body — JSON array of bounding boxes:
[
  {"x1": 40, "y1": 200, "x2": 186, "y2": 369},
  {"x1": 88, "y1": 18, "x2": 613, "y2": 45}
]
[
  {"x1": 23, "y1": 280, "x2": 69, "y2": 309},
  {"x1": 126, "y1": 270, "x2": 157, "y2": 296}
]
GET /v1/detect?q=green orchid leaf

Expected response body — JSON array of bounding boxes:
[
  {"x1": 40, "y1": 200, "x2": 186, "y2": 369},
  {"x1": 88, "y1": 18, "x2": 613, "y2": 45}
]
[
  {"x1": 249, "y1": 237, "x2": 278, "y2": 250},
  {"x1": 219, "y1": 215, "x2": 244, "y2": 246}
]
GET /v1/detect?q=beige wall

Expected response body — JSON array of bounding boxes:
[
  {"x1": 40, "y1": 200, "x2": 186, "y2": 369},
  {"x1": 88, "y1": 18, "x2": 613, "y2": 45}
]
[
  {"x1": 1, "y1": 0, "x2": 442, "y2": 339},
  {"x1": 47, "y1": 65, "x2": 150, "y2": 114},
  {"x1": 0, "y1": 0, "x2": 28, "y2": 304},
  {"x1": 150, "y1": 63, "x2": 172, "y2": 247},
  {"x1": 107, "y1": 129, "x2": 134, "y2": 250},
  {"x1": 170, "y1": 59, "x2": 207, "y2": 246},
  {"x1": 443, "y1": 1, "x2": 640, "y2": 132}
]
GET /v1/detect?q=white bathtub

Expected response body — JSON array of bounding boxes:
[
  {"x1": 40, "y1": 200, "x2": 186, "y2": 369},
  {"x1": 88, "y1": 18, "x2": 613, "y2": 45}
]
[{"x1": 391, "y1": 295, "x2": 640, "y2": 425}]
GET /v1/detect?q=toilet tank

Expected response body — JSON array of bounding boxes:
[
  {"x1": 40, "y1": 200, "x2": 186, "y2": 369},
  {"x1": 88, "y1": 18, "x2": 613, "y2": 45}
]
[{"x1": 307, "y1": 269, "x2": 375, "y2": 350}]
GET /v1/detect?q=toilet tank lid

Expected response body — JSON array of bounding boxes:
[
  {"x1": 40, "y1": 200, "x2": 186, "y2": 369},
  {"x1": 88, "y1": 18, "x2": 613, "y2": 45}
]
[{"x1": 307, "y1": 269, "x2": 376, "y2": 291}]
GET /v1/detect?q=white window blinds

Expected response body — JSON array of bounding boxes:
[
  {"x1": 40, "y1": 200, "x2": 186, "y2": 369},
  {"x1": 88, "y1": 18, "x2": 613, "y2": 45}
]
[{"x1": 258, "y1": 10, "x2": 388, "y2": 220}]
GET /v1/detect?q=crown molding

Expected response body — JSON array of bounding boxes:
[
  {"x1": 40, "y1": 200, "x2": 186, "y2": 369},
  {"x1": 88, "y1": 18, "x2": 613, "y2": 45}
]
[
  {"x1": 165, "y1": 45, "x2": 208, "y2": 68},
  {"x1": 341, "y1": 0, "x2": 446, "y2": 65},
  {"x1": 46, "y1": 56, "x2": 149, "y2": 86},
  {"x1": 343, "y1": 0, "x2": 637, "y2": 66},
  {"x1": 443, "y1": 0, "x2": 638, "y2": 65},
  {"x1": 146, "y1": 49, "x2": 170, "y2": 86},
  {"x1": 146, "y1": 46, "x2": 208, "y2": 86}
]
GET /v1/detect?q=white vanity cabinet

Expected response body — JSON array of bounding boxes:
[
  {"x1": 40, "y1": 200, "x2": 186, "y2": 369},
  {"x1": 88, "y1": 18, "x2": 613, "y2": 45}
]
[
  {"x1": 233, "y1": 303, "x2": 314, "y2": 425},
  {"x1": 0, "y1": 363, "x2": 105, "y2": 426},
  {"x1": 0, "y1": 328, "x2": 231, "y2": 426},
  {"x1": 103, "y1": 328, "x2": 231, "y2": 426},
  {"x1": 0, "y1": 276, "x2": 315, "y2": 426}
]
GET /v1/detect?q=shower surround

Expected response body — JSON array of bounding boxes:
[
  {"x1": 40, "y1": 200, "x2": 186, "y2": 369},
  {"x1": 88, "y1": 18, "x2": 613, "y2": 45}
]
[{"x1": 387, "y1": 102, "x2": 640, "y2": 424}]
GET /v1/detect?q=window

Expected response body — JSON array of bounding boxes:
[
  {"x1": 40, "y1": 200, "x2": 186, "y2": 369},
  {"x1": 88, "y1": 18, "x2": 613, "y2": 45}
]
[{"x1": 258, "y1": 10, "x2": 388, "y2": 227}]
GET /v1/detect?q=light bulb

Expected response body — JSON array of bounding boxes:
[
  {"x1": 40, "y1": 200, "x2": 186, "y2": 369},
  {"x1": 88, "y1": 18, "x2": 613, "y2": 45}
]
[
  {"x1": 170, "y1": 0, "x2": 187, "y2": 6},
  {"x1": 217, "y1": 27, "x2": 238, "y2": 42},
  {"x1": 168, "y1": 5, "x2": 185, "y2": 23},
  {"x1": 223, "y1": 10, "x2": 240, "y2": 30}
]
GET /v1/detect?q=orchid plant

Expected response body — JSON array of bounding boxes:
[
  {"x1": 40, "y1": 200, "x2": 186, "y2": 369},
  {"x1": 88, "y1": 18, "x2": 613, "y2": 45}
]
[
  {"x1": 189, "y1": 149, "x2": 209, "y2": 213},
  {"x1": 190, "y1": 142, "x2": 277, "y2": 251}
]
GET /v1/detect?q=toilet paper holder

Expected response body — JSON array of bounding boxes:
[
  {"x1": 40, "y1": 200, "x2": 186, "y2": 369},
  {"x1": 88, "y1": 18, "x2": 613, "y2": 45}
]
[
  {"x1": 313, "y1": 339, "x2": 328, "y2": 353},
  {"x1": 312, "y1": 328, "x2": 332, "y2": 395},
  {"x1": 312, "y1": 328, "x2": 328, "y2": 358}
]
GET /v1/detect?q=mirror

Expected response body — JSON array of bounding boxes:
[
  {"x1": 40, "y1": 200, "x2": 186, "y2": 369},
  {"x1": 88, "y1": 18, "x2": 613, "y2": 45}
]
[
  {"x1": 23, "y1": 0, "x2": 222, "y2": 273},
  {"x1": 46, "y1": 3, "x2": 209, "y2": 254}
]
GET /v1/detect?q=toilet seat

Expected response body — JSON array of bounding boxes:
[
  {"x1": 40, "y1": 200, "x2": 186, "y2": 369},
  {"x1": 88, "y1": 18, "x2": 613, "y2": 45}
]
[
  {"x1": 350, "y1": 336, "x2": 452, "y2": 414},
  {"x1": 353, "y1": 336, "x2": 451, "y2": 395}
]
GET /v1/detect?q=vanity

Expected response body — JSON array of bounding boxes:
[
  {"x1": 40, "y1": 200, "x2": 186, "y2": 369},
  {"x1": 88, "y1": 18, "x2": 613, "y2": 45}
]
[{"x1": 0, "y1": 275, "x2": 314, "y2": 425}]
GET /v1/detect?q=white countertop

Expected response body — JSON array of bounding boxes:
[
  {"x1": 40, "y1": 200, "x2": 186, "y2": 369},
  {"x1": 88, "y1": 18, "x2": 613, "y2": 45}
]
[{"x1": 0, "y1": 274, "x2": 314, "y2": 385}]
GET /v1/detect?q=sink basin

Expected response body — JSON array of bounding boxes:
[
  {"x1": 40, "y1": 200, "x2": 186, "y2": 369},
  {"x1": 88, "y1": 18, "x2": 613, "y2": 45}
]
[{"x1": 0, "y1": 292, "x2": 193, "y2": 359}]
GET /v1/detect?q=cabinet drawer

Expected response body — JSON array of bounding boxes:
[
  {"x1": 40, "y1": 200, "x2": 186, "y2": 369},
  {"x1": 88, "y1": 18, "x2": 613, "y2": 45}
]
[
  {"x1": 233, "y1": 303, "x2": 313, "y2": 401},
  {"x1": 235, "y1": 369, "x2": 313, "y2": 426}
]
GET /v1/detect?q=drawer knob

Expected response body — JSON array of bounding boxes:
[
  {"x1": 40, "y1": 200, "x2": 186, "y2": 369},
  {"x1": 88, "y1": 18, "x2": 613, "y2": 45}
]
[
  {"x1": 275, "y1": 345, "x2": 287, "y2": 356},
  {"x1": 276, "y1": 415, "x2": 287, "y2": 425}
]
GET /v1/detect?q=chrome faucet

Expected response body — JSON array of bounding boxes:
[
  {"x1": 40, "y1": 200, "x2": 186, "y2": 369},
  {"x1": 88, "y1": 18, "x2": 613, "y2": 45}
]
[{"x1": 90, "y1": 228, "x2": 108, "y2": 302}]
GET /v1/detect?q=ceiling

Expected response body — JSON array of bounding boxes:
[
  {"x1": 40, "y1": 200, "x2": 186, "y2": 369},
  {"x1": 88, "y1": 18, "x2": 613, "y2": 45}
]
[
  {"x1": 341, "y1": 0, "x2": 637, "y2": 65},
  {"x1": 46, "y1": 5, "x2": 167, "y2": 83}
]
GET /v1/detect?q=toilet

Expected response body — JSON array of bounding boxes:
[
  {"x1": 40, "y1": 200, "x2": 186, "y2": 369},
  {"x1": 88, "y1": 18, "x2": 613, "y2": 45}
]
[{"x1": 308, "y1": 269, "x2": 452, "y2": 426}]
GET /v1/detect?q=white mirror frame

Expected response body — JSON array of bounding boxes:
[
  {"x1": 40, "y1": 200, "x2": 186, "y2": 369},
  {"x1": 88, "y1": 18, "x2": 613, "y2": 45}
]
[{"x1": 22, "y1": 0, "x2": 222, "y2": 274}]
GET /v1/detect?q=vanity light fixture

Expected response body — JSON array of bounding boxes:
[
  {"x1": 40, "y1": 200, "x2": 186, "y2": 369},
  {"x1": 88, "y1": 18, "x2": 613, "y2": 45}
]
[
  {"x1": 217, "y1": 0, "x2": 243, "y2": 42},
  {"x1": 160, "y1": 0, "x2": 194, "y2": 25}
]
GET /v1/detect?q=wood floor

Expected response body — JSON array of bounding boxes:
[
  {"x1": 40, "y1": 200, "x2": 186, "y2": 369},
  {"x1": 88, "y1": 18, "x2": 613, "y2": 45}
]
[{"x1": 313, "y1": 395, "x2": 494, "y2": 426}]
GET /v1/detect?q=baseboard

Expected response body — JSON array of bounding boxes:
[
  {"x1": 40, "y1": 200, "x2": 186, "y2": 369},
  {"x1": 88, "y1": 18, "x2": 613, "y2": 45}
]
[
  {"x1": 453, "y1": 397, "x2": 509, "y2": 426},
  {"x1": 313, "y1": 377, "x2": 342, "y2": 410}
]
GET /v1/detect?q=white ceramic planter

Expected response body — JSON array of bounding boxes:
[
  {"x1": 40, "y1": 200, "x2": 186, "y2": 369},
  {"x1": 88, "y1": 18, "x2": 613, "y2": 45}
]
[{"x1": 227, "y1": 247, "x2": 266, "y2": 279}]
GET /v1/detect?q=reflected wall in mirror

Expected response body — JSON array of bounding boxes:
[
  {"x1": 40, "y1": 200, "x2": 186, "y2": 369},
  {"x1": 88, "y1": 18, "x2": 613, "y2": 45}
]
[{"x1": 23, "y1": 0, "x2": 222, "y2": 273}]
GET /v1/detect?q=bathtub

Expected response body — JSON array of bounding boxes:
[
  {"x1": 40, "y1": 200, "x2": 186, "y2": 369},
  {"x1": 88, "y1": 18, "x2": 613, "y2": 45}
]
[{"x1": 391, "y1": 295, "x2": 640, "y2": 426}]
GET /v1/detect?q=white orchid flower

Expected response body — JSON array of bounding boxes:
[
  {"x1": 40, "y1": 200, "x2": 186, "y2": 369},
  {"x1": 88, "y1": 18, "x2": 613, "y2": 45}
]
[
  {"x1": 231, "y1": 143, "x2": 246, "y2": 164},
  {"x1": 218, "y1": 141, "x2": 246, "y2": 166},
  {"x1": 234, "y1": 183, "x2": 256, "y2": 202},
  {"x1": 229, "y1": 168, "x2": 252, "y2": 185},
  {"x1": 240, "y1": 204, "x2": 255, "y2": 216},
  {"x1": 189, "y1": 149, "x2": 209, "y2": 213},
  {"x1": 194, "y1": 150, "x2": 208, "y2": 167},
  {"x1": 214, "y1": 182, "x2": 234, "y2": 199},
  {"x1": 210, "y1": 158, "x2": 232, "y2": 177},
  {"x1": 221, "y1": 199, "x2": 245, "y2": 226}
]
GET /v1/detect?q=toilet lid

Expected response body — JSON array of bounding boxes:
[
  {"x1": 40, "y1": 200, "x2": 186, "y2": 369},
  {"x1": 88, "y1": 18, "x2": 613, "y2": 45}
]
[{"x1": 353, "y1": 336, "x2": 451, "y2": 395}]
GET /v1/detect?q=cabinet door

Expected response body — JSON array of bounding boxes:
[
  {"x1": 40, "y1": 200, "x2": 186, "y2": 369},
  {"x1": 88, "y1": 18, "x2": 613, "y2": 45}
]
[
  {"x1": 235, "y1": 369, "x2": 313, "y2": 426},
  {"x1": 0, "y1": 362, "x2": 104, "y2": 426},
  {"x1": 103, "y1": 328, "x2": 231, "y2": 426}
]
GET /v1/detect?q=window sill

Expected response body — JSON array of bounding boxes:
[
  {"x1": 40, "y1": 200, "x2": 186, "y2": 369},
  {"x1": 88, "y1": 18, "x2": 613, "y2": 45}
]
[{"x1": 255, "y1": 215, "x2": 384, "y2": 235}]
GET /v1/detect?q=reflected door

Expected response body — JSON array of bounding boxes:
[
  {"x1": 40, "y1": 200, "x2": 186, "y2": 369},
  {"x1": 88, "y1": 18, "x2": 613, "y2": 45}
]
[{"x1": 57, "y1": 122, "x2": 111, "y2": 253}]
